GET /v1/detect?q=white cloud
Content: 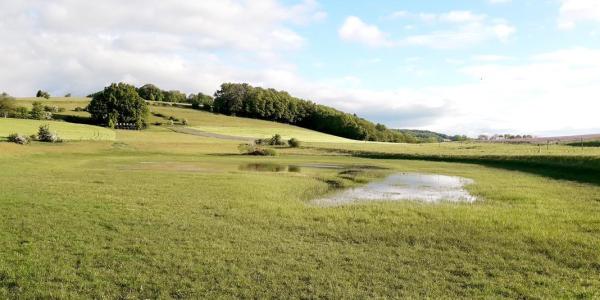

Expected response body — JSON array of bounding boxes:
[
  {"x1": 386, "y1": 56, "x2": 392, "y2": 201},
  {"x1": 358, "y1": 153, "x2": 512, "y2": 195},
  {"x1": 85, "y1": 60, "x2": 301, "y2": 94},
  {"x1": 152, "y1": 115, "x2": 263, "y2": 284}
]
[
  {"x1": 244, "y1": 47, "x2": 600, "y2": 136},
  {"x1": 338, "y1": 16, "x2": 393, "y2": 47},
  {"x1": 559, "y1": 0, "x2": 600, "y2": 29},
  {"x1": 351, "y1": 11, "x2": 515, "y2": 49},
  {"x1": 472, "y1": 55, "x2": 512, "y2": 62},
  {"x1": 489, "y1": 0, "x2": 511, "y2": 4},
  {"x1": 0, "y1": 1, "x2": 597, "y2": 136},
  {"x1": 0, "y1": 0, "x2": 325, "y2": 96}
]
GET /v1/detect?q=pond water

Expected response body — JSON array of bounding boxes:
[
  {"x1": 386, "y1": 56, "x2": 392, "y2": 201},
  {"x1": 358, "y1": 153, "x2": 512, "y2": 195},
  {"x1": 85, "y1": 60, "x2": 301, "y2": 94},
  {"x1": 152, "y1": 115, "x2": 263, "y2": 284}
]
[
  {"x1": 238, "y1": 163, "x2": 302, "y2": 173},
  {"x1": 238, "y1": 163, "x2": 350, "y2": 173},
  {"x1": 312, "y1": 173, "x2": 476, "y2": 206},
  {"x1": 238, "y1": 163, "x2": 386, "y2": 173}
]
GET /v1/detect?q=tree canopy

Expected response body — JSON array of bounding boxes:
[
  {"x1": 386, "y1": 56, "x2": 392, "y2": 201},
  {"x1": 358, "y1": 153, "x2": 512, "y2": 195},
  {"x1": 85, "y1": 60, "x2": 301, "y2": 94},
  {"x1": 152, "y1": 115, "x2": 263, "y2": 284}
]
[
  {"x1": 188, "y1": 92, "x2": 214, "y2": 110},
  {"x1": 36, "y1": 90, "x2": 50, "y2": 99},
  {"x1": 87, "y1": 83, "x2": 149, "y2": 129},
  {"x1": 137, "y1": 84, "x2": 164, "y2": 102},
  {"x1": 212, "y1": 83, "x2": 416, "y2": 143},
  {"x1": 0, "y1": 92, "x2": 15, "y2": 117}
]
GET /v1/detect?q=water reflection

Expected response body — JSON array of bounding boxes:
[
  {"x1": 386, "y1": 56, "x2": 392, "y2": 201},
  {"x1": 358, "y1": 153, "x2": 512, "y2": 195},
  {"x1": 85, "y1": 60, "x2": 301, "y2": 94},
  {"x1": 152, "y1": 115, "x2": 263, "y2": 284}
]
[
  {"x1": 313, "y1": 173, "x2": 476, "y2": 206},
  {"x1": 238, "y1": 163, "x2": 298, "y2": 172}
]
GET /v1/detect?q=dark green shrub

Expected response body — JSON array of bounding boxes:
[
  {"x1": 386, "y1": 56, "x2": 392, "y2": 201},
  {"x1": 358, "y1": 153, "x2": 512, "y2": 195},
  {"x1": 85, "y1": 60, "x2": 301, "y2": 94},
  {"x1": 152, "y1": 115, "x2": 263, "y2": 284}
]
[
  {"x1": 36, "y1": 90, "x2": 50, "y2": 99},
  {"x1": 8, "y1": 133, "x2": 30, "y2": 145},
  {"x1": 288, "y1": 138, "x2": 301, "y2": 148},
  {"x1": 44, "y1": 105, "x2": 60, "y2": 113},
  {"x1": 238, "y1": 144, "x2": 277, "y2": 156},
  {"x1": 30, "y1": 101, "x2": 50, "y2": 120},
  {"x1": 13, "y1": 107, "x2": 29, "y2": 119},
  {"x1": 269, "y1": 134, "x2": 286, "y2": 146},
  {"x1": 37, "y1": 125, "x2": 61, "y2": 143},
  {"x1": 0, "y1": 92, "x2": 15, "y2": 118}
]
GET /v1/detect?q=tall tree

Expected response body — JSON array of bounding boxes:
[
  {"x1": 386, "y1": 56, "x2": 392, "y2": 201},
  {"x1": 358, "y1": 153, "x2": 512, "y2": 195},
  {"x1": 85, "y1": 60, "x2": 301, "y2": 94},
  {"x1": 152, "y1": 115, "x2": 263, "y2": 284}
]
[{"x1": 88, "y1": 83, "x2": 149, "y2": 129}]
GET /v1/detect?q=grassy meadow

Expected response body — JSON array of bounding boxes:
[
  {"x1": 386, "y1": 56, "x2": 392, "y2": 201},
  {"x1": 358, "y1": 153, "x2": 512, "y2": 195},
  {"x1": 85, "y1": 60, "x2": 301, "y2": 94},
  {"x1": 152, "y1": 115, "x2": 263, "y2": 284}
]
[{"x1": 0, "y1": 99, "x2": 599, "y2": 298}]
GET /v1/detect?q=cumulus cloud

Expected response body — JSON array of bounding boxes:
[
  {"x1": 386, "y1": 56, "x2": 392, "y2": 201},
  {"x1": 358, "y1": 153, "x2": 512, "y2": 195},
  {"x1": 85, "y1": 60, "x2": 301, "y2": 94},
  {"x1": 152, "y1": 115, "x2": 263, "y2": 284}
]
[
  {"x1": 265, "y1": 48, "x2": 600, "y2": 135},
  {"x1": 0, "y1": 1, "x2": 597, "y2": 135},
  {"x1": 558, "y1": 0, "x2": 600, "y2": 29},
  {"x1": 348, "y1": 10, "x2": 515, "y2": 49},
  {"x1": 338, "y1": 16, "x2": 392, "y2": 47},
  {"x1": 0, "y1": 0, "x2": 324, "y2": 96}
]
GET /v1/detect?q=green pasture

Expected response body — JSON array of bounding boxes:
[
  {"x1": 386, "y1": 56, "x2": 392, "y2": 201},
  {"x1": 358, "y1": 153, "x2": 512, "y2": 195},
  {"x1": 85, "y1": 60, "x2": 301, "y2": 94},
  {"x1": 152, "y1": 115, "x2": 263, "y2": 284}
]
[
  {"x1": 0, "y1": 118, "x2": 115, "y2": 141},
  {"x1": 0, "y1": 99, "x2": 599, "y2": 298}
]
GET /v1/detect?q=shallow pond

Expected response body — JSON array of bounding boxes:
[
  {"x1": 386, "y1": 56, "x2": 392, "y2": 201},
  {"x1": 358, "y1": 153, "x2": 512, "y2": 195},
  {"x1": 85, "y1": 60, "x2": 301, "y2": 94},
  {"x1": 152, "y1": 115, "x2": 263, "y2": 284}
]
[{"x1": 312, "y1": 173, "x2": 476, "y2": 206}]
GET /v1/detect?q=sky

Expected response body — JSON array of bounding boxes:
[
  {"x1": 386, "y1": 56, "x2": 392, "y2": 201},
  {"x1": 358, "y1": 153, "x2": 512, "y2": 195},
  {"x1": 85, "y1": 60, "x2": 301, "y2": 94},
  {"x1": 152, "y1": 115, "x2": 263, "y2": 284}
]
[{"x1": 1, "y1": 0, "x2": 599, "y2": 136}]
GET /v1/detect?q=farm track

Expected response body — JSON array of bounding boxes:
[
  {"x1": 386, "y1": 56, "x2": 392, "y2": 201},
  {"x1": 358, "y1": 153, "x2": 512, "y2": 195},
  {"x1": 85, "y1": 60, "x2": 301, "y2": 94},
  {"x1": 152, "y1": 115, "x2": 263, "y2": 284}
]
[{"x1": 167, "y1": 126, "x2": 254, "y2": 142}]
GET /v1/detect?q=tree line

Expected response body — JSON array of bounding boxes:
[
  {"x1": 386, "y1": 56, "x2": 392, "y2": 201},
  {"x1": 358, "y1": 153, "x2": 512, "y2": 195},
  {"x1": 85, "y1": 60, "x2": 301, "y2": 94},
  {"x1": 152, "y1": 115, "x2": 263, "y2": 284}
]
[
  {"x1": 5, "y1": 82, "x2": 451, "y2": 143},
  {"x1": 211, "y1": 83, "x2": 416, "y2": 143}
]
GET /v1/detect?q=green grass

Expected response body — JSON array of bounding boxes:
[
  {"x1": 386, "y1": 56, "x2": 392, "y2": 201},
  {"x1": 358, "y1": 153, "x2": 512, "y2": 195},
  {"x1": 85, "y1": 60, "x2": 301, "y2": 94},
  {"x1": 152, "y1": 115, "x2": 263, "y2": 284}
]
[
  {"x1": 0, "y1": 118, "x2": 115, "y2": 141},
  {"x1": 1, "y1": 131, "x2": 600, "y2": 298},
  {"x1": 1, "y1": 102, "x2": 600, "y2": 298},
  {"x1": 148, "y1": 105, "x2": 359, "y2": 143}
]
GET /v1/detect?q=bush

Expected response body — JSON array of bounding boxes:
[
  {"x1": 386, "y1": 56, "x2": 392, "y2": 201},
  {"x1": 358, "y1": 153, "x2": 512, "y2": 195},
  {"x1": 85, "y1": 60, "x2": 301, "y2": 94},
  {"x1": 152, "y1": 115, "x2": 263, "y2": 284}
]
[
  {"x1": 7, "y1": 133, "x2": 30, "y2": 145},
  {"x1": 13, "y1": 107, "x2": 29, "y2": 119},
  {"x1": 73, "y1": 107, "x2": 86, "y2": 112},
  {"x1": 238, "y1": 144, "x2": 277, "y2": 156},
  {"x1": 0, "y1": 92, "x2": 15, "y2": 118},
  {"x1": 288, "y1": 138, "x2": 301, "y2": 148},
  {"x1": 65, "y1": 93, "x2": 72, "y2": 97},
  {"x1": 44, "y1": 105, "x2": 60, "y2": 113},
  {"x1": 181, "y1": 118, "x2": 188, "y2": 126},
  {"x1": 37, "y1": 125, "x2": 62, "y2": 143},
  {"x1": 31, "y1": 101, "x2": 52, "y2": 120},
  {"x1": 254, "y1": 134, "x2": 288, "y2": 146}
]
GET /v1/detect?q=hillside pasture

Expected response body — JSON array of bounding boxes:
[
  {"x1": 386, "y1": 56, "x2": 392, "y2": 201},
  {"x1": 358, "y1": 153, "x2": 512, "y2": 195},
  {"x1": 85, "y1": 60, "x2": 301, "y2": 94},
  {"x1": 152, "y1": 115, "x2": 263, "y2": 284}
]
[{"x1": 0, "y1": 118, "x2": 115, "y2": 141}]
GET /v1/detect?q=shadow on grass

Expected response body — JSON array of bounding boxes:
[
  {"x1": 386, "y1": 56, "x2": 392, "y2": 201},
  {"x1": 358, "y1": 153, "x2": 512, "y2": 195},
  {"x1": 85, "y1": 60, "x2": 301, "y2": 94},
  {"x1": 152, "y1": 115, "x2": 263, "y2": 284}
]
[
  {"x1": 344, "y1": 151, "x2": 600, "y2": 186},
  {"x1": 52, "y1": 114, "x2": 96, "y2": 125}
]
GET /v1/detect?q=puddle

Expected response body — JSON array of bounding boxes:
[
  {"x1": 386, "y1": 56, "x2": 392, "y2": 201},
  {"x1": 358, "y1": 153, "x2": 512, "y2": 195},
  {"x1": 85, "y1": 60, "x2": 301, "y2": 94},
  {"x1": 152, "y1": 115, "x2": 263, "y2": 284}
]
[
  {"x1": 312, "y1": 173, "x2": 476, "y2": 206},
  {"x1": 238, "y1": 163, "x2": 385, "y2": 173},
  {"x1": 238, "y1": 163, "x2": 301, "y2": 173},
  {"x1": 238, "y1": 163, "x2": 347, "y2": 173}
]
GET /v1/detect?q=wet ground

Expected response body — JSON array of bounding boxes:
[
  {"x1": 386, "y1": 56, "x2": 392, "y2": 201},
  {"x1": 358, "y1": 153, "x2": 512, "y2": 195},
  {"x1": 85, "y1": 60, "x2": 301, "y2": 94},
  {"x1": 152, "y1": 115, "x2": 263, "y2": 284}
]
[{"x1": 312, "y1": 173, "x2": 476, "y2": 206}]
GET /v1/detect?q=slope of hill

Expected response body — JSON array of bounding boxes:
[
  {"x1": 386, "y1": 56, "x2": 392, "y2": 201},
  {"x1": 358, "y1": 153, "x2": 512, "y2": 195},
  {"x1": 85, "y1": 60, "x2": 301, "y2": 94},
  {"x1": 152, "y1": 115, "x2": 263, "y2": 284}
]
[
  {"x1": 0, "y1": 118, "x2": 115, "y2": 141},
  {"x1": 148, "y1": 105, "x2": 361, "y2": 143}
]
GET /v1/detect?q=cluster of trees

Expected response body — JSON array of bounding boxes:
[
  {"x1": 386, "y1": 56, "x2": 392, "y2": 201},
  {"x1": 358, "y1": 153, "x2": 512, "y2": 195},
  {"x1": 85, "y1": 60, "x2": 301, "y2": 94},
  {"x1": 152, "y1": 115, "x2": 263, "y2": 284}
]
[
  {"x1": 88, "y1": 83, "x2": 149, "y2": 129},
  {"x1": 36, "y1": 90, "x2": 50, "y2": 99},
  {"x1": 136, "y1": 84, "x2": 213, "y2": 109},
  {"x1": 212, "y1": 83, "x2": 415, "y2": 143},
  {"x1": 0, "y1": 93, "x2": 58, "y2": 120}
]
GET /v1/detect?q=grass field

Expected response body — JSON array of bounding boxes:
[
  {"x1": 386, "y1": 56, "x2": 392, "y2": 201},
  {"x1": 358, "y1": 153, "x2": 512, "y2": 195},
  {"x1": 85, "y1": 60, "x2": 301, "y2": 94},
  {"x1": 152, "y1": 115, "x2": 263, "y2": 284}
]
[
  {"x1": 1, "y1": 100, "x2": 599, "y2": 298},
  {"x1": 0, "y1": 118, "x2": 115, "y2": 141}
]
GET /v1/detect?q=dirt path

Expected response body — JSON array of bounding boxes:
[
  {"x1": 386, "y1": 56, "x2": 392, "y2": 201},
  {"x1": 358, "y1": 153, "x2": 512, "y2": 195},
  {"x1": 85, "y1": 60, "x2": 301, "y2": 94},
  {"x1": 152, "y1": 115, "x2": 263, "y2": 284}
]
[{"x1": 167, "y1": 126, "x2": 254, "y2": 142}]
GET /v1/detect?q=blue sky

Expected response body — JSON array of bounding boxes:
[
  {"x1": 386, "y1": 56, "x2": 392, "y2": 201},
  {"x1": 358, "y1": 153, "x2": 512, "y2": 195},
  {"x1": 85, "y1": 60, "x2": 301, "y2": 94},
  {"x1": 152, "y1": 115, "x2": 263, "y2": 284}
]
[{"x1": 1, "y1": 0, "x2": 599, "y2": 136}]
